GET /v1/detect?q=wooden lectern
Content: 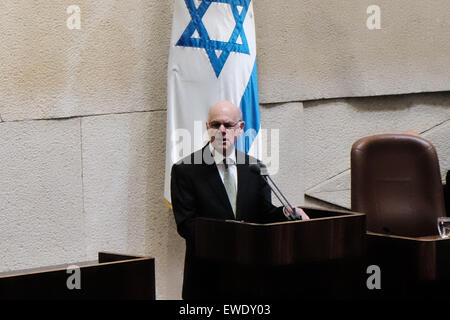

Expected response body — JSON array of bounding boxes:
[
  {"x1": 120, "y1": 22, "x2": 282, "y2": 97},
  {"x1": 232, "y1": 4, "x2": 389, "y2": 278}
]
[{"x1": 195, "y1": 207, "x2": 366, "y2": 299}]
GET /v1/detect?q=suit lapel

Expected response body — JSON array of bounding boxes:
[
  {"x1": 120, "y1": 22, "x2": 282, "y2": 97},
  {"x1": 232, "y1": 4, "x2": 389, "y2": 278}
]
[{"x1": 235, "y1": 152, "x2": 251, "y2": 221}]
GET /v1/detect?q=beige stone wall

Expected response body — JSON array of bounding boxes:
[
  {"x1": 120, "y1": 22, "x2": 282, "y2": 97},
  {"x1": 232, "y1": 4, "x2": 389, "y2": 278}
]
[
  {"x1": 256, "y1": 0, "x2": 450, "y2": 102},
  {"x1": 0, "y1": 0, "x2": 172, "y2": 120},
  {"x1": 0, "y1": 1, "x2": 448, "y2": 300}
]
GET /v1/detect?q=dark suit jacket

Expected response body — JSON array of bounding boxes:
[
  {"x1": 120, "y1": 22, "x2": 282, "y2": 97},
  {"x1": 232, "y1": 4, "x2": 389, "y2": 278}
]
[{"x1": 170, "y1": 144, "x2": 286, "y2": 299}]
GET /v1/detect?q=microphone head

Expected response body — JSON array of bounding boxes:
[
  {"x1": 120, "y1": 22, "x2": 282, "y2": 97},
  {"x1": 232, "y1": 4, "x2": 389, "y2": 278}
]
[
  {"x1": 249, "y1": 164, "x2": 261, "y2": 175},
  {"x1": 249, "y1": 163, "x2": 268, "y2": 176}
]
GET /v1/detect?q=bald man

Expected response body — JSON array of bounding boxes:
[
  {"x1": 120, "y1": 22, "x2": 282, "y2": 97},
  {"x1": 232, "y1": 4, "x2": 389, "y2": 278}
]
[{"x1": 170, "y1": 101, "x2": 307, "y2": 299}]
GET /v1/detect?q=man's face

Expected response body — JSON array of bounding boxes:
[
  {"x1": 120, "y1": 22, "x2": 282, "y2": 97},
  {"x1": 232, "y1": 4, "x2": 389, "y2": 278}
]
[{"x1": 206, "y1": 103, "x2": 244, "y2": 155}]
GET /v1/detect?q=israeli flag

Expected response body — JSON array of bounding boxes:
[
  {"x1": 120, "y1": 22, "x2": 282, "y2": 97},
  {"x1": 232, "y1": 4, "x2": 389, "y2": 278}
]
[{"x1": 164, "y1": 0, "x2": 261, "y2": 204}]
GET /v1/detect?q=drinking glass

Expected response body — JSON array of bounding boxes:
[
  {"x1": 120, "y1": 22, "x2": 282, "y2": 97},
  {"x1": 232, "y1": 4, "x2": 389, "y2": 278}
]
[{"x1": 437, "y1": 217, "x2": 450, "y2": 238}]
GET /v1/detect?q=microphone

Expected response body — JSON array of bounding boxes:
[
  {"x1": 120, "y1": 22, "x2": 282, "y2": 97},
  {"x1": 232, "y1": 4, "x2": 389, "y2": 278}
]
[{"x1": 250, "y1": 163, "x2": 302, "y2": 220}]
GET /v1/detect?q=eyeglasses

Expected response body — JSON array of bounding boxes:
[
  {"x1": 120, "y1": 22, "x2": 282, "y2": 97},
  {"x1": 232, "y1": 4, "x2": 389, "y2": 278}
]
[{"x1": 208, "y1": 120, "x2": 242, "y2": 130}]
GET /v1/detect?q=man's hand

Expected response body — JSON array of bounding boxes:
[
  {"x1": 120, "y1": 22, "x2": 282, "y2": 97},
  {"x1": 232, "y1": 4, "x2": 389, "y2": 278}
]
[{"x1": 283, "y1": 206, "x2": 310, "y2": 220}]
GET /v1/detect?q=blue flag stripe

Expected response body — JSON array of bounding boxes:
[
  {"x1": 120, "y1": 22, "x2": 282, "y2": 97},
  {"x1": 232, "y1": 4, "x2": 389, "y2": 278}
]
[{"x1": 237, "y1": 59, "x2": 260, "y2": 154}]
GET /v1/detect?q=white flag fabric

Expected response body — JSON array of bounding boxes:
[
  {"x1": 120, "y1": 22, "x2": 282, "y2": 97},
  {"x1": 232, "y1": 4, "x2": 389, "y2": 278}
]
[{"x1": 164, "y1": 0, "x2": 261, "y2": 204}]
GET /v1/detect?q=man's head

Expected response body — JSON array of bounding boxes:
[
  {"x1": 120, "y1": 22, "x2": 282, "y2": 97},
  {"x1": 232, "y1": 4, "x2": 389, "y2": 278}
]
[{"x1": 206, "y1": 101, "x2": 245, "y2": 156}]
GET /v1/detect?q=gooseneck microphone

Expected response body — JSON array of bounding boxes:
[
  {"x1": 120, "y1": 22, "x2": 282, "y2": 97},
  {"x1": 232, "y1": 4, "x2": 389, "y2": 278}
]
[{"x1": 250, "y1": 163, "x2": 302, "y2": 220}]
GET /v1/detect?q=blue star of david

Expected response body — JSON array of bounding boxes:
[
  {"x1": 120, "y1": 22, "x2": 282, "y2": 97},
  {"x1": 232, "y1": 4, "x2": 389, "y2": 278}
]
[{"x1": 176, "y1": 0, "x2": 251, "y2": 77}]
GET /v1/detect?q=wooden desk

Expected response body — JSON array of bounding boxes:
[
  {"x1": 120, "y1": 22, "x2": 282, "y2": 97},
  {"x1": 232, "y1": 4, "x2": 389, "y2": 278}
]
[
  {"x1": 0, "y1": 252, "x2": 155, "y2": 300},
  {"x1": 366, "y1": 232, "x2": 450, "y2": 298}
]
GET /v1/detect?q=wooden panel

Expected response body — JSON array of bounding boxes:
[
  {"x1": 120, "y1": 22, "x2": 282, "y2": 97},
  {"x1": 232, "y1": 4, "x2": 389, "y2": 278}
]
[
  {"x1": 0, "y1": 252, "x2": 155, "y2": 300},
  {"x1": 196, "y1": 207, "x2": 365, "y2": 266},
  {"x1": 367, "y1": 232, "x2": 450, "y2": 297},
  {"x1": 194, "y1": 208, "x2": 366, "y2": 298}
]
